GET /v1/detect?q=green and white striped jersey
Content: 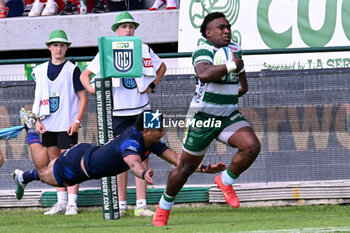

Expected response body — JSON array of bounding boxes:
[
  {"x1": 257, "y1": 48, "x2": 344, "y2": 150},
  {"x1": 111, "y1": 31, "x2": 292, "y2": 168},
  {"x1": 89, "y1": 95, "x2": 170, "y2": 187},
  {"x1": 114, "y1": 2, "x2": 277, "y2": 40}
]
[{"x1": 190, "y1": 40, "x2": 243, "y2": 118}]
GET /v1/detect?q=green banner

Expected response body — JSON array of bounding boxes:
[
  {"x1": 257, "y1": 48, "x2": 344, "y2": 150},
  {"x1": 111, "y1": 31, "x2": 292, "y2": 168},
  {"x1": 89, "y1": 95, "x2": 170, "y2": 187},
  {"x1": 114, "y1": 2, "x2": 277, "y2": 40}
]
[{"x1": 98, "y1": 36, "x2": 142, "y2": 78}]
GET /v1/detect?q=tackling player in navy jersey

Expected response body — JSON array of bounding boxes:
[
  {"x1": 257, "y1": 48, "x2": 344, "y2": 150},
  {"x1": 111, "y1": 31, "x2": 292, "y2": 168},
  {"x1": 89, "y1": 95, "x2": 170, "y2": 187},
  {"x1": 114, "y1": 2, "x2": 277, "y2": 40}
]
[{"x1": 12, "y1": 110, "x2": 227, "y2": 199}]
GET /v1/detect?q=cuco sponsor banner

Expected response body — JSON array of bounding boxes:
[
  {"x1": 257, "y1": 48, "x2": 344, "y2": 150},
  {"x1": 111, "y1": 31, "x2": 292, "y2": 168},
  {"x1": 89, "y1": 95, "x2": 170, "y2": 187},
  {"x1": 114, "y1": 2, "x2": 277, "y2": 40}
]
[{"x1": 179, "y1": 0, "x2": 350, "y2": 71}]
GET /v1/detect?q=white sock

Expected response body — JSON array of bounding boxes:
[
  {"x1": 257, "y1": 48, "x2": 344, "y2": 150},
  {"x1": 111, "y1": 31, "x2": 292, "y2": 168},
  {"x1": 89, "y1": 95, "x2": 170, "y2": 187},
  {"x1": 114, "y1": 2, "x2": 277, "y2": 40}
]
[
  {"x1": 166, "y1": 0, "x2": 177, "y2": 8},
  {"x1": 159, "y1": 193, "x2": 174, "y2": 210},
  {"x1": 151, "y1": 0, "x2": 166, "y2": 9},
  {"x1": 119, "y1": 200, "x2": 127, "y2": 210},
  {"x1": 57, "y1": 191, "x2": 68, "y2": 205},
  {"x1": 68, "y1": 193, "x2": 78, "y2": 207},
  {"x1": 136, "y1": 199, "x2": 147, "y2": 208},
  {"x1": 222, "y1": 170, "x2": 236, "y2": 186}
]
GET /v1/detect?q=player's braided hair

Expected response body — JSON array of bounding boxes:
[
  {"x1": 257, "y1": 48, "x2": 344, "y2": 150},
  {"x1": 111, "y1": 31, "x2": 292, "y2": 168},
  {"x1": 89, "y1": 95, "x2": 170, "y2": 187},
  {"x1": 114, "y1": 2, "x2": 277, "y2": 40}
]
[{"x1": 200, "y1": 12, "x2": 227, "y2": 38}]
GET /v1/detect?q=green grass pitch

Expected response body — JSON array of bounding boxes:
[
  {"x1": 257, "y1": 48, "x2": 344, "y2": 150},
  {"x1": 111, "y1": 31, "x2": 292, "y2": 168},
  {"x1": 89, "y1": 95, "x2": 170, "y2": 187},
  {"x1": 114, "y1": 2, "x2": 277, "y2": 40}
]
[{"x1": 1, "y1": 204, "x2": 350, "y2": 233}]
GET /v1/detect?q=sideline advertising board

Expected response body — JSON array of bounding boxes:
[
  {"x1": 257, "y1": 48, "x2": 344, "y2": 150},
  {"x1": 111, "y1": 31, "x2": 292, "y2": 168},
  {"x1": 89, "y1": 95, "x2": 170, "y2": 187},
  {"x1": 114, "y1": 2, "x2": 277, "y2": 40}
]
[{"x1": 179, "y1": 0, "x2": 350, "y2": 71}]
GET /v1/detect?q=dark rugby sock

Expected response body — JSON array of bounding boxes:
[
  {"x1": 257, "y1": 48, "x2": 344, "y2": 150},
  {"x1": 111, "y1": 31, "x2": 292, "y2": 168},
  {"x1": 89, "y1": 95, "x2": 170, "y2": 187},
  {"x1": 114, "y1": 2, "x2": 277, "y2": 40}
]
[
  {"x1": 26, "y1": 132, "x2": 41, "y2": 145},
  {"x1": 22, "y1": 169, "x2": 40, "y2": 184}
]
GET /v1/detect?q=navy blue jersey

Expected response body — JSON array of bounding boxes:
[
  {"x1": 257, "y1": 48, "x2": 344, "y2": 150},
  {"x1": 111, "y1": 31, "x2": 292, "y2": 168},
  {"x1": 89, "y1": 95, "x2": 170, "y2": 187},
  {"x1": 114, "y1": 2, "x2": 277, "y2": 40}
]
[{"x1": 83, "y1": 126, "x2": 168, "y2": 179}]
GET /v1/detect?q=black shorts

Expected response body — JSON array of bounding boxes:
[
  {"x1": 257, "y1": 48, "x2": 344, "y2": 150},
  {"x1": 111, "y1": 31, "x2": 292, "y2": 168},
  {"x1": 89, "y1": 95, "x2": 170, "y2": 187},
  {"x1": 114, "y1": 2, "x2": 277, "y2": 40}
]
[
  {"x1": 42, "y1": 132, "x2": 78, "y2": 149},
  {"x1": 53, "y1": 144, "x2": 91, "y2": 186},
  {"x1": 113, "y1": 115, "x2": 138, "y2": 137}
]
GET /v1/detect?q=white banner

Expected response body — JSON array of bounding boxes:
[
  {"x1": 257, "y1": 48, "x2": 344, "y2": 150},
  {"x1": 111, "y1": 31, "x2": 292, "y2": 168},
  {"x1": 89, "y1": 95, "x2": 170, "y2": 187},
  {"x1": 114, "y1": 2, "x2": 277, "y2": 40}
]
[{"x1": 179, "y1": 0, "x2": 350, "y2": 71}]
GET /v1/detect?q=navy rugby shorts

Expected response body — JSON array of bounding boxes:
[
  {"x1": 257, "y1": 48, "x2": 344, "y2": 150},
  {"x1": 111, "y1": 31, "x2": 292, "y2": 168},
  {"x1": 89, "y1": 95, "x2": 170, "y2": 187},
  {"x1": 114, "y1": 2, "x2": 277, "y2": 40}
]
[{"x1": 53, "y1": 145, "x2": 90, "y2": 186}]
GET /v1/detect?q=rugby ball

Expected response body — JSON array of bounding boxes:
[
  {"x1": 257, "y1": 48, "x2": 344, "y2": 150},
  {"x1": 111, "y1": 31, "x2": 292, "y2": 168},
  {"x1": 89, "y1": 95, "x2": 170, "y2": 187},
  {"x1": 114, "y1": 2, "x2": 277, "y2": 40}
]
[{"x1": 213, "y1": 45, "x2": 242, "y2": 83}]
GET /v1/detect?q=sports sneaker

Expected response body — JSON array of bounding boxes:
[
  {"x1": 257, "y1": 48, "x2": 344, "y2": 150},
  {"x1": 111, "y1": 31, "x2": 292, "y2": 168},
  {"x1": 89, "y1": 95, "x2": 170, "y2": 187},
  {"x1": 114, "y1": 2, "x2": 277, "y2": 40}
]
[
  {"x1": 214, "y1": 174, "x2": 240, "y2": 208},
  {"x1": 0, "y1": 6, "x2": 9, "y2": 18},
  {"x1": 23, "y1": 4, "x2": 33, "y2": 16},
  {"x1": 59, "y1": 1, "x2": 77, "y2": 15},
  {"x1": 148, "y1": 0, "x2": 165, "y2": 11},
  {"x1": 41, "y1": 0, "x2": 58, "y2": 16},
  {"x1": 152, "y1": 205, "x2": 170, "y2": 226},
  {"x1": 11, "y1": 169, "x2": 27, "y2": 200},
  {"x1": 91, "y1": 0, "x2": 107, "y2": 13},
  {"x1": 165, "y1": 3, "x2": 177, "y2": 9},
  {"x1": 19, "y1": 108, "x2": 36, "y2": 129},
  {"x1": 134, "y1": 205, "x2": 154, "y2": 217},
  {"x1": 165, "y1": 0, "x2": 176, "y2": 9},
  {"x1": 44, "y1": 202, "x2": 66, "y2": 215},
  {"x1": 28, "y1": 0, "x2": 45, "y2": 17},
  {"x1": 65, "y1": 205, "x2": 78, "y2": 215},
  {"x1": 120, "y1": 208, "x2": 128, "y2": 217}
]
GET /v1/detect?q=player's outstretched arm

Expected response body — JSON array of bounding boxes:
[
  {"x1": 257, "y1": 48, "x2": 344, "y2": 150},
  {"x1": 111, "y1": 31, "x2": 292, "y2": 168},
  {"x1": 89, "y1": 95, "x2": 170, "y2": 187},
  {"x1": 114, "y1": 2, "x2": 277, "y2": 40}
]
[
  {"x1": 197, "y1": 162, "x2": 227, "y2": 173},
  {"x1": 159, "y1": 148, "x2": 180, "y2": 165},
  {"x1": 160, "y1": 148, "x2": 227, "y2": 173},
  {"x1": 123, "y1": 154, "x2": 154, "y2": 184}
]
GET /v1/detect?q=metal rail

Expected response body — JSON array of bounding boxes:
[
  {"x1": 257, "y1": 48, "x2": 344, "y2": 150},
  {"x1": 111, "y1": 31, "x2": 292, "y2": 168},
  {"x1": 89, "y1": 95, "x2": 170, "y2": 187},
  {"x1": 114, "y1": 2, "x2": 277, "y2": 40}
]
[{"x1": 1, "y1": 46, "x2": 350, "y2": 65}]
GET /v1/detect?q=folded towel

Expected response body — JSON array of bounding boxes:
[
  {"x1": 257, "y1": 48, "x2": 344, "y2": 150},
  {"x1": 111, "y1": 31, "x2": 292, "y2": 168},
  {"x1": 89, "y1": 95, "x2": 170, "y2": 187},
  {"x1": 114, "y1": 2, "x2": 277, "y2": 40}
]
[
  {"x1": 0, "y1": 125, "x2": 24, "y2": 140},
  {"x1": 31, "y1": 62, "x2": 50, "y2": 119}
]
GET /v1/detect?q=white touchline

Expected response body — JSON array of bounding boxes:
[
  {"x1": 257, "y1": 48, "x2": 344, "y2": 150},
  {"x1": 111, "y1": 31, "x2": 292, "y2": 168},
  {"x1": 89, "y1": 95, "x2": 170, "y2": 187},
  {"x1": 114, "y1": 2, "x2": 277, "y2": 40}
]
[{"x1": 236, "y1": 227, "x2": 350, "y2": 233}]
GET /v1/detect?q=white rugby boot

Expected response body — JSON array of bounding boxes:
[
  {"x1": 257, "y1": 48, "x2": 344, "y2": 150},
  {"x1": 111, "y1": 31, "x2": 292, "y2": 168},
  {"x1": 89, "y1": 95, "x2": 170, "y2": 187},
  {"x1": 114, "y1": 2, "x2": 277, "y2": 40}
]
[
  {"x1": 11, "y1": 169, "x2": 27, "y2": 200},
  {"x1": 19, "y1": 108, "x2": 36, "y2": 129}
]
